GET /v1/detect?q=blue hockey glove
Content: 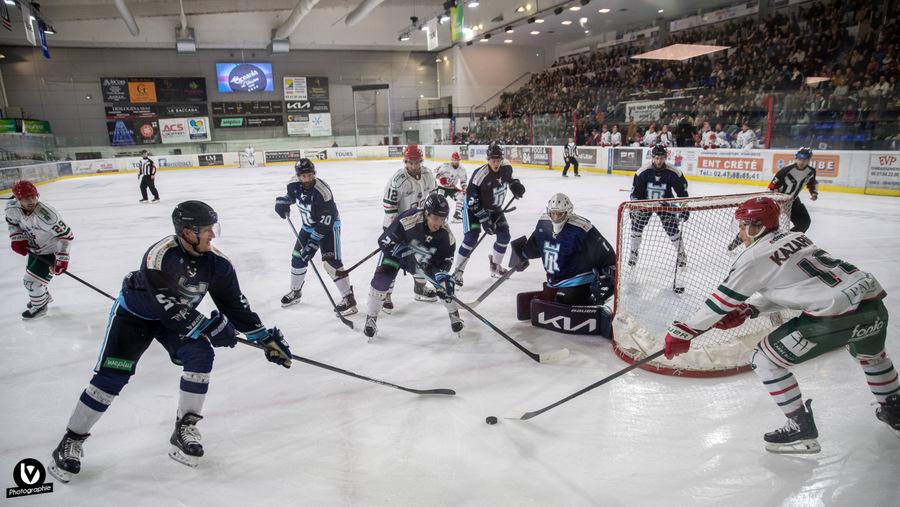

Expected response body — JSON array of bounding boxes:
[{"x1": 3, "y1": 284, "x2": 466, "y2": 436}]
[
  {"x1": 275, "y1": 196, "x2": 291, "y2": 219},
  {"x1": 475, "y1": 209, "x2": 495, "y2": 234},
  {"x1": 193, "y1": 310, "x2": 237, "y2": 348},
  {"x1": 254, "y1": 327, "x2": 292, "y2": 368},
  {"x1": 433, "y1": 272, "x2": 456, "y2": 298}
]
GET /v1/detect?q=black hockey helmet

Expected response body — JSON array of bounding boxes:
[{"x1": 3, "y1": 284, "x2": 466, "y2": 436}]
[
  {"x1": 795, "y1": 147, "x2": 813, "y2": 160},
  {"x1": 651, "y1": 144, "x2": 668, "y2": 158},
  {"x1": 173, "y1": 200, "x2": 218, "y2": 235},
  {"x1": 487, "y1": 142, "x2": 503, "y2": 160},
  {"x1": 295, "y1": 158, "x2": 316, "y2": 175},
  {"x1": 424, "y1": 193, "x2": 450, "y2": 218}
]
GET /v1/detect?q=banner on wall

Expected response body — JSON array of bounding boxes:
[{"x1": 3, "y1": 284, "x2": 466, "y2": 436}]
[
  {"x1": 625, "y1": 100, "x2": 664, "y2": 123},
  {"x1": 0, "y1": 119, "x2": 17, "y2": 133},
  {"x1": 612, "y1": 148, "x2": 644, "y2": 171},
  {"x1": 265, "y1": 150, "x2": 303, "y2": 164},
  {"x1": 159, "y1": 117, "x2": 210, "y2": 143},
  {"x1": 101, "y1": 78, "x2": 128, "y2": 103},
  {"x1": 21, "y1": 4, "x2": 35, "y2": 46},
  {"x1": 22, "y1": 119, "x2": 51, "y2": 134},
  {"x1": 286, "y1": 114, "x2": 309, "y2": 136},
  {"x1": 107, "y1": 119, "x2": 160, "y2": 146},
  {"x1": 772, "y1": 152, "x2": 840, "y2": 179},
  {"x1": 576, "y1": 147, "x2": 598, "y2": 167},
  {"x1": 283, "y1": 77, "x2": 308, "y2": 101},
  {"x1": 100, "y1": 77, "x2": 207, "y2": 104},
  {"x1": 307, "y1": 77, "x2": 330, "y2": 113},
  {"x1": 866, "y1": 153, "x2": 900, "y2": 192},
  {"x1": 308, "y1": 113, "x2": 332, "y2": 136},
  {"x1": 198, "y1": 154, "x2": 225, "y2": 167},
  {"x1": 211, "y1": 101, "x2": 283, "y2": 116},
  {"x1": 697, "y1": 154, "x2": 765, "y2": 180},
  {"x1": 127, "y1": 81, "x2": 157, "y2": 103}
]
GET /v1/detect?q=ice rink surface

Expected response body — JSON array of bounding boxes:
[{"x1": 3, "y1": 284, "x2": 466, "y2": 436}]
[{"x1": 2, "y1": 160, "x2": 898, "y2": 506}]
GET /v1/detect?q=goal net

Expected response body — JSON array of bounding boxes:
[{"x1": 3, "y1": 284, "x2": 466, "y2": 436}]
[{"x1": 613, "y1": 192, "x2": 795, "y2": 377}]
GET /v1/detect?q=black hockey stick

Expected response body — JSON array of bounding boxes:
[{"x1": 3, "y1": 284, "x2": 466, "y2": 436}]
[
  {"x1": 513, "y1": 349, "x2": 666, "y2": 420},
  {"x1": 44, "y1": 262, "x2": 455, "y2": 396},
  {"x1": 469, "y1": 198, "x2": 518, "y2": 254},
  {"x1": 334, "y1": 247, "x2": 380, "y2": 278},
  {"x1": 286, "y1": 217, "x2": 354, "y2": 329},
  {"x1": 462, "y1": 261, "x2": 524, "y2": 308},
  {"x1": 672, "y1": 211, "x2": 687, "y2": 294},
  {"x1": 235, "y1": 338, "x2": 455, "y2": 396},
  {"x1": 453, "y1": 297, "x2": 569, "y2": 363},
  {"x1": 31, "y1": 255, "x2": 119, "y2": 300}
]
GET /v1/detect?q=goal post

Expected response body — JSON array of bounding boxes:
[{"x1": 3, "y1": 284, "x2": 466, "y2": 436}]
[{"x1": 613, "y1": 192, "x2": 795, "y2": 377}]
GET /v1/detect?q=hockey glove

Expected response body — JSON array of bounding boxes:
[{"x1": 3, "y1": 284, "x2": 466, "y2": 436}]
[
  {"x1": 714, "y1": 304, "x2": 759, "y2": 330},
  {"x1": 810, "y1": 191, "x2": 818, "y2": 201},
  {"x1": 509, "y1": 179, "x2": 526, "y2": 199},
  {"x1": 475, "y1": 209, "x2": 495, "y2": 234},
  {"x1": 591, "y1": 266, "x2": 615, "y2": 305},
  {"x1": 433, "y1": 272, "x2": 456, "y2": 298},
  {"x1": 300, "y1": 238, "x2": 320, "y2": 262},
  {"x1": 509, "y1": 236, "x2": 530, "y2": 272},
  {"x1": 260, "y1": 327, "x2": 292, "y2": 368},
  {"x1": 664, "y1": 322, "x2": 699, "y2": 359},
  {"x1": 196, "y1": 310, "x2": 237, "y2": 348},
  {"x1": 275, "y1": 196, "x2": 292, "y2": 219},
  {"x1": 51, "y1": 252, "x2": 69, "y2": 275},
  {"x1": 11, "y1": 240, "x2": 28, "y2": 256}
]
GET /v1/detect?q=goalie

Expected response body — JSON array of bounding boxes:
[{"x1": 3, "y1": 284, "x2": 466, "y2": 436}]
[{"x1": 510, "y1": 193, "x2": 616, "y2": 337}]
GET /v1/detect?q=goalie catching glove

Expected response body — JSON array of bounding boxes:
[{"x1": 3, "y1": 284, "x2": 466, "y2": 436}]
[
  {"x1": 245, "y1": 327, "x2": 292, "y2": 368},
  {"x1": 664, "y1": 322, "x2": 700, "y2": 359}
]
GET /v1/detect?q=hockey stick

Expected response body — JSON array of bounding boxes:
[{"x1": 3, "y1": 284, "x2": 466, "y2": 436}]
[
  {"x1": 673, "y1": 211, "x2": 687, "y2": 294},
  {"x1": 462, "y1": 261, "x2": 523, "y2": 308},
  {"x1": 469, "y1": 198, "x2": 518, "y2": 254},
  {"x1": 43, "y1": 261, "x2": 455, "y2": 396},
  {"x1": 286, "y1": 217, "x2": 354, "y2": 329},
  {"x1": 453, "y1": 297, "x2": 569, "y2": 363},
  {"x1": 513, "y1": 349, "x2": 666, "y2": 420},
  {"x1": 235, "y1": 338, "x2": 455, "y2": 396},
  {"x1": 334, "y1": 247, "x2": 379, "y2": 278}
]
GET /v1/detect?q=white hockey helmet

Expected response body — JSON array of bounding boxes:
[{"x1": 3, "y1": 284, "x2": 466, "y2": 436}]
[{"x1": 546, "y1": 193, "x2": 573, "y2": 225}]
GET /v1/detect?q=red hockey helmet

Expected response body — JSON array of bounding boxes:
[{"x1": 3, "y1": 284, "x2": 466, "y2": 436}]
[
  {"x1": 11, "y1": 180, "x2": 39, "y2": 200},
  {"x1": 403, "y1": 144, "x2": 423, "y2": 162},
  {"x1": 450, "y1": 152, "x2": 461, "y2": 161},
  {"x1": 735, "y1": 196, "x2": 780, "y2": 230}
]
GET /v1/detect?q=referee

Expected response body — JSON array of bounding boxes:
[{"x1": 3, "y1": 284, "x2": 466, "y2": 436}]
[
  {"x1": 562, "y1": 137, "x2": 580, "y2": 177},
  {"x1": 138, "y1": 150, "x2": 160, "y2": 202}
]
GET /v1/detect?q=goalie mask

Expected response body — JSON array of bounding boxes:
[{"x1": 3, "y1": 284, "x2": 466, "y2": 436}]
[{"x1": 546, "y1": 193, "x2": 574, "y2": 234}]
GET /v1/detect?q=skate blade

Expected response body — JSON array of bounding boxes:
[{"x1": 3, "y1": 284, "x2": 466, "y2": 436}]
[
  {"x1": 381, "y1": 307, "x2": 393, "y2": 315},
  {"x1": 22, "y1": 310, "x2": 48, "y2": 321},
  {"x1": 414, "y1": 295, "x2": 438, "y2": 302},
  {"x1": 338, "y1": 307, "x2": 358, "y2": 316},
  {"x1": 47, "y1": 462, "x2": 72, "y2": 483},
  {"x1": 169, "y1": 447, "x2": 200, "y2": 468},
  {"x1": 765, "y1": 439, "x2": 821, "y2": 454},
  {"x1": 365, "y1": 334, "x2": 376, "y2": 344},
  {"x1": 281, "y1": 299, "x2": 302, "y2": 308}
]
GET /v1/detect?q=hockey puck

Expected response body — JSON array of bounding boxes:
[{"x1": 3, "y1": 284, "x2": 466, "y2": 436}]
[{"x1": 485, "y1": 416, "x2": 498, "y2": 425}]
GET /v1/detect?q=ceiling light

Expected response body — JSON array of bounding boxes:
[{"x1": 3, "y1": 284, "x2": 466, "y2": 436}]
[
  {"x1": 516, "y1": 5, "x2": 526, "y2": 12},
  {"x1": 3, "y1": 0, "x2": 15, "y2": 5},
  {"x1": 530, "y1": 30, "x2": 540, "y2": 35},
  {"x1": 561, "y1": 20, "x2": 572, "y2": 25},
  {"x1": 580, "y1": 17, "x2": 588, "y2": 23},
  {"x1": 399, "y1": 32, "x2": 410, "y2": 41},
  {"x1": 535, "y1": 18, "x2": 544, "y2": 23},
  {"x1": 440, "y1": 14, "x2": 450, "y2": 23},
  {"x1": 504, "y1": 39, "x2": 513, "y2": 43},
  {"x1": 468, "y1": 1, "x2": 479, "y2": 7},
  {"x1": 421, "y1": 24, "x2": 429, "y2": 31},
  {"x1": 505, "y1": 26, "x2": 514, "y2": 33},
  {"x1": 0, "y1": 53, "x2": 5, "y2": 59},
  {"x1": 658, "y1": 9, "x2": 664, "y2": 13},
  {"x1": 599, "y1": 8, "x2": 610, "y2": 13},
  {"x1": 44, "y1": 26, "x2": 56, "y2": 35},
  {"x1": 443, "y1": 56, "x2": 448, "y2": 61},
  {"x1": 436, "y1": 57, "x2": 442, "y2": 62},
  {"x1": 585, "y1": 30, "x2": 590, "y2": 33},
  {"x1": 525, "y1": 3, "x2": 532, "y2": 10},
  {"x1": 569, "y1": 6, "x2": 581, "y2": 11}
]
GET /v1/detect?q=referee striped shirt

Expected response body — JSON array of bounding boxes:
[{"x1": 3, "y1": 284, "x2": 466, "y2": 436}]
[{"x1": 139, "y1": 158, "x2": 156, "y2": 177}]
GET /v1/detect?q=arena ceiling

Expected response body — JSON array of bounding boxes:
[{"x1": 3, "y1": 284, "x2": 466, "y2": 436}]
[{"x1": 0, "y1": 0, "x2": 741, "y2": 52}]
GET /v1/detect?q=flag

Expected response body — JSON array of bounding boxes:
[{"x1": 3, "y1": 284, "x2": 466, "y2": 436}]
[
  {"x1": 37, "y1": 19, "x2": 50, "y2": 59},
  {"x1": 1, "y1": 3, "x2": 12, "y2": 31}
]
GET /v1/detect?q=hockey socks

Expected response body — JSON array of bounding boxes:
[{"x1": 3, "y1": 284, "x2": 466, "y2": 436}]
[
  {"x1": 856, "y1": 351, "x2": 900, "y2": 403},
  {"x1": 751, "y1": 348, "x2": 804, "y2": 416}
]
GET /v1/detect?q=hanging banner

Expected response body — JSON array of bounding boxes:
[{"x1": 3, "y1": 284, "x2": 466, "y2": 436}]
[
  {"x1": 625, "y1": 100, "x2": 664, "y2": 123},
  {"x1": 37, "y1": 19, "x2": 50, "y2": 59},
  {"x1": 21, "y1": 4, "x2": 36, "y2": 46},
  {"x1": 450, "y1": 6, "x2": 464, "y2": 42},
  {"x1": 426, "y1": 18, "x2": 439, "y2": 51},
  {"x1": 283, "y1": 77, "x2": 308, "y2": 101}
]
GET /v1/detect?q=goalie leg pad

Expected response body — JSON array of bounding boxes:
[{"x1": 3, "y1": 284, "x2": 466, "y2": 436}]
[
  {"x1": 516, "y1": 290, "x2": 544, "y2": 320},
  {"x1": 530, "y1": 299, "x2": 612, "y2": 337}
]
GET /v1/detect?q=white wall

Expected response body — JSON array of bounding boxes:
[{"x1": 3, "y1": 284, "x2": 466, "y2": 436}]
[{"x1": 449, "y1": 43, "x2": 553, "y2": 111}]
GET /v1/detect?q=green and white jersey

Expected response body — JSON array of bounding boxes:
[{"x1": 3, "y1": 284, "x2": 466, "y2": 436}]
[
  {"x1": 382, "y1": 165, "x2": 436, "y2": 228},
  {"x1": 5, "y1": 200, "x2": 74, "y2": 256},
  {"x1": 685, "y1": 231, "x2": 884, "y2": 331}
]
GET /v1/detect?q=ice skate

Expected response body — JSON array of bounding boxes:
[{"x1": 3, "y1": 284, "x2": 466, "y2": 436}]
[
  {"x1": 280, "y1": 289, "x2": 302, "y2": 308},
  {"x1": 334, "y1": 287, "x2": 358, "y2": 316},
  {"x1": 48, "y1": 430, "x2": 89, "y2": 483},
  {"x1": 414, "y1": 281, "x2": 438, "y2": 302},
  {"x1": 381, "y1": 292, "x2": 394, "y2": 314},
  {"x1": 876, "y1": 394, "x2": 900, "y2": 439},
  {"x1": 363, "y1": 315, "x2": 378, "y2": 342},
  {"x1": 169, "y1": 413, "x2": 204, "y2": 468},
  {"x1": 449, "y1": 311, "x2": 464, "y2": 336},
  {"x1": 489, "y1": 256, "x2": 508, "y2": 278},
  {"x1": 22, "y1": 302, "x2": 48, "y2": 320},
  {"x1": 764, "y1": 399, "x2": 821, "y2": 454}
]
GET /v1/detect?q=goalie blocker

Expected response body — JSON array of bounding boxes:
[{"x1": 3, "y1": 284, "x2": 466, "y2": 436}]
[{"x1": 516, "y1": 285, "x2": 613, "y2": 337}]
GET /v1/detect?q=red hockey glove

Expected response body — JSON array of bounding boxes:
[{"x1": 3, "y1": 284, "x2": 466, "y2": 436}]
[
  {"x1": 51, "y1": 253, "x2": 69, "y2": 275},
  {"x1": 11, "y1": 240, "x2": 28, "y2": 256},
  {"x1": 714, "y1": 304, "x2": 759, "y2": 330},
  {"x1": 664, "y1": 322, "x2": 698, "y2": 359}
]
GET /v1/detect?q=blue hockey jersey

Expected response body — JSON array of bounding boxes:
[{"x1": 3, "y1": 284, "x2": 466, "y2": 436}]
[
  {"x1": 466, "y1": 161, "x2": 515, "y2": 214},
  {"x1": 285, "y1": 177, "x2": 340, "y2": 240},
  {"x1": 378, "y1": 208, "x2": 456, "y2": 276},
  {"x1": 630, "y1": 163, "x2": 689, "y2": 201},
  {"x1": 519, "y1": 213, "x2": 616, "y2": 287}
]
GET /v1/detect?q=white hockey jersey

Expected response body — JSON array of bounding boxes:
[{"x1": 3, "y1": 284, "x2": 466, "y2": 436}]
[
  {"x1": 716, "y1": 130, "x2": 730, "y2": 148},
  {"x1": 382, "y1": 165, "x2": 436, "y2": 228},
  {"x1": 735, "y1": 129, "x2": 757, "y2": 149},
  {"x1": 5, "y1": 200, "x2": 74, "y2": 256},
  {"x1": 600, "y1": 131, "x2": 612, "y2": 146},
  {"x1": 435, "y1": 162, "x2": 467, "y2": 190},
  {"x1": 684, "y1": 231, "x2": 885, "y2": 331},
  {"x1": 642, "y1": 130, "x2": 658, "y2": 146},
  {"x1": 610, "y1": 132, "x2": 622, "y2": 146}
]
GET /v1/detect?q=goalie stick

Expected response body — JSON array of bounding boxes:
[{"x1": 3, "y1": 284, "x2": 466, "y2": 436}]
[
  {"x1": 287, "y1": 217, "x2": 354, "y2": 329},
  {"x1": 42, "y1": 259, "x2": 456, "y2": 396}
]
